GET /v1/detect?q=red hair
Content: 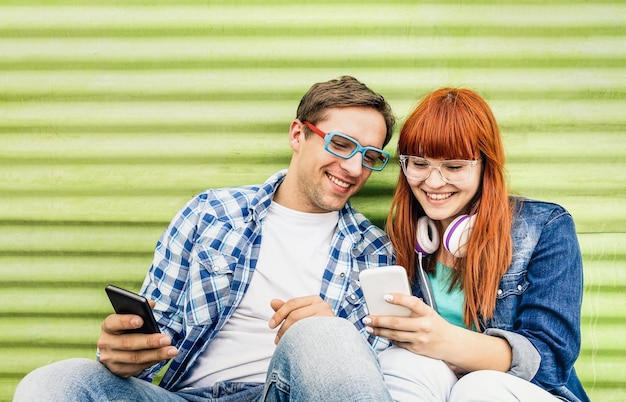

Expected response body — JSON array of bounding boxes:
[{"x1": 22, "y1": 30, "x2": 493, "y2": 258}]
[{"x1": 386, "y1": 88, "x2": 513, "y2": 329}]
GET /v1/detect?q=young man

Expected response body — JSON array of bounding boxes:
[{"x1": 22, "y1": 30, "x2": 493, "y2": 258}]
[{"x1": 15, "y1": 76, "x2": 397, "y2": 401}]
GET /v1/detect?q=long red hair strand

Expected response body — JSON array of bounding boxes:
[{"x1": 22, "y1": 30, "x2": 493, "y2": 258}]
[{"x1": 386, "y1": 88, "x2": 513, "y2": 329}]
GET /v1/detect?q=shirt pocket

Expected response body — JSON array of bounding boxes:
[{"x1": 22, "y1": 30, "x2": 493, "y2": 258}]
[
  {"x1": 184, "y1": 246, "x2": 237, "y2": 327},
  {"x1": 491, "y1": 271, "x2": 529, "y2": 330},
  {"x1": 497, "y1": 271, "x2": 529, "y2": 298},
  {"x1": 343, "y1": 274, "x2": 367, "y2": 321}
]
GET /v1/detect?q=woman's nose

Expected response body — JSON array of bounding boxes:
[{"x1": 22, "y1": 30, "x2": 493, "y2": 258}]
[{"x1": 424, "y1": 167, "x2": 447, "y2": 187}]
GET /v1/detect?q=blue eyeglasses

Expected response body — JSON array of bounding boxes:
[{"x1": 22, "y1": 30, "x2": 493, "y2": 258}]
[{"x1": 303, "y1": 121, "x2": 390, "y2": 171}]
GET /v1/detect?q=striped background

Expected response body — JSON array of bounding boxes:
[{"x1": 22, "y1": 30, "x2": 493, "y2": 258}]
[{"x1": 1, "y1": 1, "x2": 624, "y2": 400}]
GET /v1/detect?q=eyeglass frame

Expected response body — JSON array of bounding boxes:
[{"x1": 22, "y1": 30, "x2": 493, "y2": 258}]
[
  {"x1": 398, "y1": 154, "x2": 481, "y2": 184},
  {"x1": 302, "y1": 121, "x2": 390, "y2": 171}
]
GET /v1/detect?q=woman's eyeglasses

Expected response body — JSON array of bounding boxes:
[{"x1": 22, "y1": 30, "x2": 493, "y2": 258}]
[{"x1": 399, "y1": 155, "x2": 481, "y2": 184}]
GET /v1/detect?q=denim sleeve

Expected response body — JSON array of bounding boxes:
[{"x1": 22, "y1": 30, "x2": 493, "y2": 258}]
[
  {"x1": 484, "y1": 328, "x2": 540, "y2": 379},
  {"x1": 506, "y1": 208, "x2": 584, "y2": 389}
]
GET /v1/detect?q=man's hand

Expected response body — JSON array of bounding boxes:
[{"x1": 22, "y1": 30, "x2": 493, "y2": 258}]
[
  {"x1": 269, "y1": 295, "x2": 334, "y2": 344},
  {"x1": 96, "y1": 302, "x2": 178, "y2": 378}
]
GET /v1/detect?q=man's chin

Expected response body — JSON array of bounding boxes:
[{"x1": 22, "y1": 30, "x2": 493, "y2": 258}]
[{"x1": 317, "y1": 195, "x2": 350, "y2": 212}]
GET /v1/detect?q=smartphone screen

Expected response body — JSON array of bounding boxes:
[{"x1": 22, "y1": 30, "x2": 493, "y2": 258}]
[
  {"x1": 105, "y1": 284, "x2": 160, "y2": 334},
  {"x1": 359, "y1": 265, "x2": 412, "y2": 317}
]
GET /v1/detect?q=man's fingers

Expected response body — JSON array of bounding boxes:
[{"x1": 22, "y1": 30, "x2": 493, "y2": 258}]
[
  {"x1": 269, "y1": 296, "x2": 322, "y2": 329},
  {"x1": 100, "y1": 346, "x2": 177, "y2": 378},
  {"x1": 102, "y1": 313, "x2": 145, "y2": 334},
  {"x1": 269, "y1": 297, "x2": 308, "y2": 329},
  {"x1": 273, "y1": 299, "x2": 335, "y2": 344},
  {"x1": 270, "y1": 298, "x2": 285, "y2": 312},
  {"x1": 100, "y1": 331, "x2": 172, "y2": 351}
]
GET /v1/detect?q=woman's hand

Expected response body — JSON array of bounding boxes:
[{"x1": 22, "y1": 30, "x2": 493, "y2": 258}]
[
  {"x1": 363, "y1": 293, "x2": 455, "y2": 360},
  {"x1": 363, "y1": 293, "x2": 512, "y2": 373}
]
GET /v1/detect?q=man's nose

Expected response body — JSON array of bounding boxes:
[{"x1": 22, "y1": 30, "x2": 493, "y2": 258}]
[{"x1": 340, "y1": 152, "x2": 364, "y2": 175}]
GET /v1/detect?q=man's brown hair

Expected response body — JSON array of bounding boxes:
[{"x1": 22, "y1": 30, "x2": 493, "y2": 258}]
[{"x1": 296, "y1": 76, "x2": 395, "y2": 147}]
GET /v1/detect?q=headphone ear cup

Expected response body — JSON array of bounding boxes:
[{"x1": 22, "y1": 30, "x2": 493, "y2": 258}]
[
  {"x1": 443, "y1": 214, "x2": 476, "y2": 258},
  {"x1": 415, "y1": 216, "x2": 440, "y2": 256}
]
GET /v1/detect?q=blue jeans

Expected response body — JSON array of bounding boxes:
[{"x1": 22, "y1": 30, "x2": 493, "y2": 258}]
[{"x1": 14, "y1": 317, "x2": 392, "y2": 402}]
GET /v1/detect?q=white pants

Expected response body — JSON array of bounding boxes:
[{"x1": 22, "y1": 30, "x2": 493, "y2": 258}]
[{"x1": 378, "y1": 345, "x2": 560, "y2": 402}]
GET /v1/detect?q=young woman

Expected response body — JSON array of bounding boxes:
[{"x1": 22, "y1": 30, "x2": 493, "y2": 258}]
[{"x1": 364, "y1": 88, "x2": 589, "y2": 401}]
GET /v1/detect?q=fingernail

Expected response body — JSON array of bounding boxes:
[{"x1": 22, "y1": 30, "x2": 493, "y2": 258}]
[
  {"x1": 365, "y1": 326, "x2": 374, "y2": 334},
  {"x1": 269, "y1": 319, "x2": 276, "y2": 328},
  {"x1": 167, "y1": 347, "x2": 178, "y2": 357},
  {"x1": 159, "y1": 337, "x2": 171, "y2": 347},
  {"x1": 131, "y1": 317, "x2": 142, "y2": 327},
  {"x1": 362, "y1": 317, "x2": 372, "y2": 325},
  {"x1": 384, "y1": 294, "x2": 394, "y2": 302}
]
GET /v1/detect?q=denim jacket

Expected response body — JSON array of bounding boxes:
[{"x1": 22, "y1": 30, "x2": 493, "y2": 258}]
[{"x1": 413, "y1": 197, "x2": 589, "y2": 402}]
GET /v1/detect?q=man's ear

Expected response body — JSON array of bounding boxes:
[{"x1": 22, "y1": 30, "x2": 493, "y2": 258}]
[{"x1": 289, "y1": 120, "x2": 305, "y2": 151}]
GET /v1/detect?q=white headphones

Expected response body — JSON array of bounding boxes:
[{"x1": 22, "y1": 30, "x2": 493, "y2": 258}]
[{"x1": 414, "y1": 214, "x2": 476, "y2": 258}]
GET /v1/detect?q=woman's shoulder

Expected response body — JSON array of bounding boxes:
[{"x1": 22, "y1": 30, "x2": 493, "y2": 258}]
[{"x1": 510, "y1": 196, "x2": 573, "y2": 226}]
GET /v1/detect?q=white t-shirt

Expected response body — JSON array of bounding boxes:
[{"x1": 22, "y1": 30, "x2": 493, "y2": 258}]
[{"x1": 181, "y1": 201, "x2": 339, "y2": 387}]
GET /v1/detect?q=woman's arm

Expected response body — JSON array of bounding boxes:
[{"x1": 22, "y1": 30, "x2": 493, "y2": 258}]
[
  {"x1": 364, "y1": 294, "x2": 512, "y2": 372},
  {"x1": 364, "y1": 205, "x2": 583, "y2": 386}
]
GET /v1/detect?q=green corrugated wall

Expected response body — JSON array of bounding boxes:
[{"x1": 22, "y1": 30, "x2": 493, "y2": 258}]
[{"x1": 1, "y1": 1, "x2": 624, "y2": 400}]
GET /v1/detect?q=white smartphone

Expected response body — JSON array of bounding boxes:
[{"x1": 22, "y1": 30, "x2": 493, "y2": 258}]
[{"x1": 359, "y1": 265, "x2": 412, "y2": 317}]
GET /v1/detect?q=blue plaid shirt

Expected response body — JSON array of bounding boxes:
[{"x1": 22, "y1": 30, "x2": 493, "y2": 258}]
[{"x1": 138, "y1": 170, "x2": 395, "y2": 389}]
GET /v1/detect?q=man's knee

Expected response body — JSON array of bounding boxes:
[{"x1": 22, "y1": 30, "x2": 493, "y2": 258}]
[
  {"x1": 278, "y1": 317, "x2": 370, "y2": 359},
  {"x1": 14, "y1": 358, "x2": 103, "y2": 402}
]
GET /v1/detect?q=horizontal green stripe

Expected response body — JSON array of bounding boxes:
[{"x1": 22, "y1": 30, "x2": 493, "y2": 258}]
[
  {"x1": 1, "y1": 3, "x2": 623, "y2": 28},
  {"x1": 1, "y1": 58, "x2": 624, "y2": 71},
  {"x1": 1, "y1": 69, "x2": 624, "y2": 97},
  {"x1": 1, "y1": 122, "x2": 624, "y2": 135},
  {"x1": 2, "y1": 0, "x2": 625, "y2": 5},
  {"x1": 1, "y1": 90, "x2": 626, "y2": 103},
  {"x1": 1, "y1": 25, "x2": 624, "y2": 39},
  {"x1": 1, "y1": 100, "x2": 624, "y2": 127}
]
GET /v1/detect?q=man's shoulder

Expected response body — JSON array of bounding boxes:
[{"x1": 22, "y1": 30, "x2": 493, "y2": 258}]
[
  {"x1": 193, "y1": 170, "x2": 286, "y2": 211},
  {"x1": 347, "y1": 207, "x2": 385, "y2": 234},
  {"x1": 340, "y1": 205, "x2": 393, "y2": 253}
]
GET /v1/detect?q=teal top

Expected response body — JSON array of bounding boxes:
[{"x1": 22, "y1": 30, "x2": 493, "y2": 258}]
[{"x1": 427, "y1": 261, "x2": 468, "y2": 329}]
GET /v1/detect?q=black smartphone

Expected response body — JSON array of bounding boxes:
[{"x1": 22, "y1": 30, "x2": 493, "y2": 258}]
[{"x1": 105, "y1": 284, "x2": 160, "y2": 334}]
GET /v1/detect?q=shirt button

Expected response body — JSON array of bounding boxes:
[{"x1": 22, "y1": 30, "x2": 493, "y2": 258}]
[
  {"x1": 517, "y1": 285, "x2": 523, "y2": 291},
  {"x1": 497, "y1": 289, "x2": 503, "y2": 295},
  {"x1": 350, "y1": 294, "x2": 356, "y2": 300}
]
